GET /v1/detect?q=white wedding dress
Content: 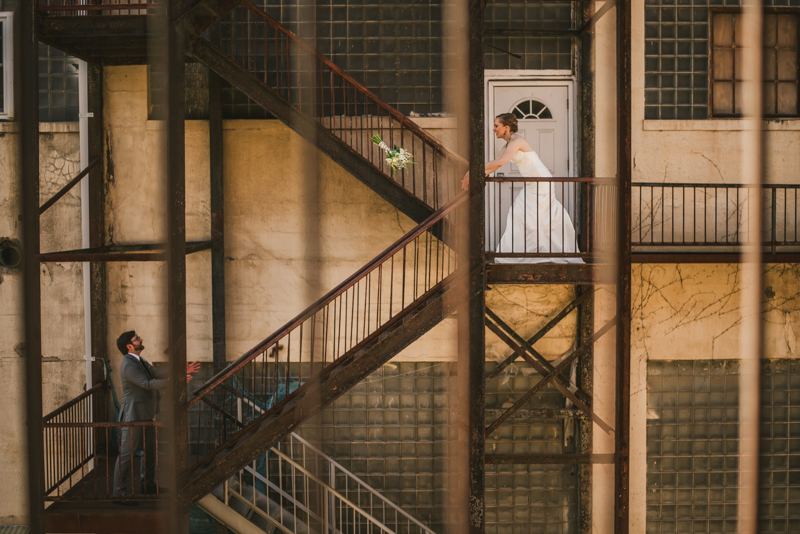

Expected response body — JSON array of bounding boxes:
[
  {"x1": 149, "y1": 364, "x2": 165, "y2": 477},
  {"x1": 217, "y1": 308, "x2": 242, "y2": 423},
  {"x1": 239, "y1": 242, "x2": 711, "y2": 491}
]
[{"x1": 494, "y1": 150, "x2": 584, "y2": 264}]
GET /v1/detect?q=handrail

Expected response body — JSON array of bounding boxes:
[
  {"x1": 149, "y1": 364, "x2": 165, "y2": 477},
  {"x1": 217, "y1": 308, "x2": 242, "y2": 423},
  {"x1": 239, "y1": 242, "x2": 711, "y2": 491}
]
[
  {"x1": 238, "y1": 0, "x2": 466, "y2": 168},
  {"x1": 191, "y1": 191, "x2": 467, "y2": 402},
  {"x1": 43, "y1": 380, "x2": 105, "y2": 422},
  {"x1": 39, "y1": 157, "x2": 101, "y2": 215}
]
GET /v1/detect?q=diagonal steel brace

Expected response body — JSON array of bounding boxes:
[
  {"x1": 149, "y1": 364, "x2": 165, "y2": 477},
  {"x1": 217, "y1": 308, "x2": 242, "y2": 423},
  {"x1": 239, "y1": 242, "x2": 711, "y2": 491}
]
[
  {"x1": 485, "y1": 316, "x2": 618, "y2": 437},
  {"x1": 485, "y1": 289, "x2": 594, "y2": 381}
]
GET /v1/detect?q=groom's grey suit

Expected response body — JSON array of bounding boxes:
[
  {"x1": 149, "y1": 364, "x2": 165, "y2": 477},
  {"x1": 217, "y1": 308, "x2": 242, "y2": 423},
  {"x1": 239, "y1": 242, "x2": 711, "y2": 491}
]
[{"x1": 112, "y1": 353, "x2": 168, "y2": 495}]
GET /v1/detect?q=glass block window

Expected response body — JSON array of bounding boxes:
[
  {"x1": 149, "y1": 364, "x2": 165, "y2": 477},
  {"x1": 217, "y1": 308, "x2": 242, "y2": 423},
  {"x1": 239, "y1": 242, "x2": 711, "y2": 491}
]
[
  {"x1": 647, "y1": 359, "x2": 800, "y2": 533},
  {"x1": 485, "y1": 362, "x2": 580, "y2": 534},
  {"x1": 711, "y1": 10, "x2": 800, "y2": 117},
  {"x1": 759, "y1": 359, "x2": 800, "y2": 532},
  {"x1": 0, "y1": 12, "x2": 12, "y2": 119},
  {"x1": 646, "y1": 360, "x2": 740, "y2": 533},
  {"x1": 644, "y1": 0, "x2": 711, "y2": 120},
  {"x1": 484, "y1": 1, "x2": 573, "y2": 71},
  {"x1": 645, "y1": 0, "x2": 800, "y2": 120},
  {"x1": 38, "y1": 43, "x2": 80, "y2": 122}
]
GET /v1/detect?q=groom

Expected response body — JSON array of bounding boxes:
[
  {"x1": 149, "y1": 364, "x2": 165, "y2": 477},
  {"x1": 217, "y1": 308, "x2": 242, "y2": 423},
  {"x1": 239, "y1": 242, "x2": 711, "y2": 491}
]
[{"x1": 112, "y1": 330, "x2": 200, "y2": 504}]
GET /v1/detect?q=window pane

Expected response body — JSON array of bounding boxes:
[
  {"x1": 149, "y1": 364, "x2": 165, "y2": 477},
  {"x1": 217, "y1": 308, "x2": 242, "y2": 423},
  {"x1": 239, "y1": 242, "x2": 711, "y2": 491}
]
[
  {"x1": 764, "y1": 81, "x2": 777, "y2": 115},
  {"x1": 714, "y1": 13, "x2": 735, "y2": 47},
  {"x1": 777, "y1": 82, "x2": 798, "y2": 115},
  {"x1": 713, "y1": 82, "x2": 734, "y2": 115},
  {"x1": 777, "y1": 14, "x2": 797, "y2": 48},
  {"x1": 765, "y1": 48, "x2": 777, "y2": 80},
  {"x1": 765, "y1": 14, "x2": 777, "y2": 48},
  {"x1": 714, "y1": 49, "x2": 734, "y2": 80},
  {"x1": 777, "y1": 50, "x2": 797, "y2": 81},
  {"x1": 734, "y1": 81, "x2": 744, "y2": 115}
]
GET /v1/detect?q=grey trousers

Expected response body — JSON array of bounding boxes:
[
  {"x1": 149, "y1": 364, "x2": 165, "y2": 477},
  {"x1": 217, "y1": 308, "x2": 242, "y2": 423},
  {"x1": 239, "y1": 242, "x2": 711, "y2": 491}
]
[{"x1": 112, "y1": 424, "x2": 158, "y2": 495}]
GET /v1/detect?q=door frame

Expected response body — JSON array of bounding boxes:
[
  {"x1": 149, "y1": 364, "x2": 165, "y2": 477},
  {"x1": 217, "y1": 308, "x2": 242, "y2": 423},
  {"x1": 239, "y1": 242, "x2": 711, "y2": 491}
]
[{"x1": 485, "y1": 71, "x2": 577, "y2": 178}]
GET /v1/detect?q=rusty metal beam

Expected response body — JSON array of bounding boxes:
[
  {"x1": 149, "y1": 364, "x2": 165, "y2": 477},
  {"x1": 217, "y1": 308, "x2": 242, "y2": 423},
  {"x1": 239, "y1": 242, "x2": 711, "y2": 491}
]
[
  {"x1": 485, "y1": 454, "x2": 615, "y2": 465},
  {"x1": 615, "y1": 0, "x2": 633, "y2": 530},
  {"x1": 38, "y1": 157, "x2": 101, "y2": 215},
  {"x1": 38, "y1": 241, "x2": 212, "y2": 262},
  {"x1": 577, "y1": 286, "x2": 594, "y2": 534},
  {"x1": 485, "y1": 408, "x2": 587, "y2": 420},
  {"x1": 209, "y1": 70, "x2": 226, "y2": 373},
  {"x1": 486, "y1": 263, "x2": 608, "y2": 284},
  {"x1": 467, "y1": 0, "x2": 486, "y2": 530},
  {"x1": 21, "y1": 2, "x2": 46, "y2": 532},
  {"x1": 578, "y1": 0, "x2": 616, "y2": 35},
  {"x1": 484, "y1": 316, "x2": 614, "y2": 434},
  {"x1": 485, "y1": 317, "x2": 617, "y2": 437},
  {"x1": 485, "y1": 289, "x2": 594, "y2": 381},
  {"x1": 165, "y1": 2, "x2": 189, "y2": 530},
  {"x1": 485, "y1": 313, "x2": 591, "y2": 405},
  {"x1": 88, "y1": 61, "x2": 108, "y2": 420}
]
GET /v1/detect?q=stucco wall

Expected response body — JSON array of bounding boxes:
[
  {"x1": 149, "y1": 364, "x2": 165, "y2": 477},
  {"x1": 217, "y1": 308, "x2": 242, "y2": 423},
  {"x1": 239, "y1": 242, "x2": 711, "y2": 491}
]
[{"x1": 0, "y1": 122, "x2": 87, "y2": 524}]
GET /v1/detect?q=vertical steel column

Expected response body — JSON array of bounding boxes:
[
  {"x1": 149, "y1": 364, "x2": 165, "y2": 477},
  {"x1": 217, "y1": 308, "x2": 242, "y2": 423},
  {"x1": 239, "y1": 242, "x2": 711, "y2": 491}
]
[
  {"x1": 20, "y1": 2, "x2": 45, "y2": 532},
  {"x1": 578, "y1": 286, "x2": 594, "y2": 534},
  {"x1": 166, "y1": 3, "x2": 189, "y2": 530},
  {"x1": 468, "y1": 0, "x2": 486, "y2": 531},
  {"x1": 209, "y1": 71, "x2": 226, "y2": 373},
  {"x1": 737, "y1": 1, "x2": 764, "y2": 532},
  {"x1": 614, "y1": 0, "x2": 632, "y2": 532},
  {"x1": 88, "y1": 63, "x2": 107, "y2": 405}
]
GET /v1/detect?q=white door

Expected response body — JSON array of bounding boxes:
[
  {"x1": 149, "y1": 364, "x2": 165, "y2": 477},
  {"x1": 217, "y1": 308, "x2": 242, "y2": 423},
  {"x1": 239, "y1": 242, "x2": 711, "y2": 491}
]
[{"x1": 485, "y1": 81, "x2": 575, "y2": 250}]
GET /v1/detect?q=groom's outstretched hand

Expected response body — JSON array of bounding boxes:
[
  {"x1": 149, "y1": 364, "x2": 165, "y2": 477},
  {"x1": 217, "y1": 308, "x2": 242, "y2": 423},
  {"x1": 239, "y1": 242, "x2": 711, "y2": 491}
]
[
  {"x1": 461, "y1": 172, "x2": 469, "y2": 191},
  {"x1": 186, "y1": 361, "x2": 201, "y2": 383}
]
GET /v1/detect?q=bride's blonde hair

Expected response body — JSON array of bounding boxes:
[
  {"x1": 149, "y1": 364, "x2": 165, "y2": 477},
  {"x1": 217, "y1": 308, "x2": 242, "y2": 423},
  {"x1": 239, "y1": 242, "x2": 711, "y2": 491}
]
[{"x1": 496, "y1": 113, "x2": 518, "y2": 133}]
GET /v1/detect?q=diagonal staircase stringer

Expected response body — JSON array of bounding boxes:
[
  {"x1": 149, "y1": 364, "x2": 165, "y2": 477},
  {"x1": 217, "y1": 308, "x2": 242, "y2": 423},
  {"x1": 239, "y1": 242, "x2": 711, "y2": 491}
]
[
  {"x1": 187, "y1": 37, "x2": 436, "y2": 226},
  {"x1": 180, "y1": 263, "x2": 481, "y2": 511}
]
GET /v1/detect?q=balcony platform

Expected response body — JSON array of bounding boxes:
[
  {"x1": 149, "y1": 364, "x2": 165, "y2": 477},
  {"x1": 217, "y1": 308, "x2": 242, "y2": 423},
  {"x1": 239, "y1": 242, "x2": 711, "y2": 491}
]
[
  {"x1": 39, "y1": 15, "x2": 150, "y2": 65},
  {"x1": 44, "y1": 454, "x2": 167, "y2": 533}
]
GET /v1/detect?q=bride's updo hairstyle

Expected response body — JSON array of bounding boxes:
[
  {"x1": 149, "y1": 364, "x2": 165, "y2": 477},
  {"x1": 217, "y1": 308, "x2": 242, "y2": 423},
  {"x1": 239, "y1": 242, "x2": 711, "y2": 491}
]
[{"x1": 496, "y1": 113, "x2": 518, "y2": 133}]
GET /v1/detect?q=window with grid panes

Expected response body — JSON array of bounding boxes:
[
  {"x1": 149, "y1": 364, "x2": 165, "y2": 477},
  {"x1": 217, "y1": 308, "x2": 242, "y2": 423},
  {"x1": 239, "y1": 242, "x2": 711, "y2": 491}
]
[{"x1": 710, "y1": 9, "x2": 800, "y2": 117}]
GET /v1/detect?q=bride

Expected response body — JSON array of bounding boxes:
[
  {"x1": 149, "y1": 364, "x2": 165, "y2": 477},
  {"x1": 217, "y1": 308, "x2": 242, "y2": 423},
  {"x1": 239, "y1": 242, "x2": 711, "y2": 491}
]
[{"x1": 463, "y1": 113, "x2": 583, "y2": 264}]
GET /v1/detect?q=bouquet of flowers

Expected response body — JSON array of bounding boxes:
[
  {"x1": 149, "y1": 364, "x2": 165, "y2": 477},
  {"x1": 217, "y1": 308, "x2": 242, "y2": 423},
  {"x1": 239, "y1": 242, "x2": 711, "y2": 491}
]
[{"x1": 371, "y1": 134, "x2": 413, "y2": 176}]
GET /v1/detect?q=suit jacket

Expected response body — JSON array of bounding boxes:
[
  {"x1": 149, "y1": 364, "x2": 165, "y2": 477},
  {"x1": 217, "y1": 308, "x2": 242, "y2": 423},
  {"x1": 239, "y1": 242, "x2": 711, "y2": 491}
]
[{"x1": 119, "y1": 353, "x2": 169, "y2": 422}]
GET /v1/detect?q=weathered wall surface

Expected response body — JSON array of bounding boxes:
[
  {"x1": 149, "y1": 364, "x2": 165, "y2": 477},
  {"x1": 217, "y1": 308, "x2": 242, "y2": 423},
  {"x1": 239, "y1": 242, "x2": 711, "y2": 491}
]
[{"x1": 0, "y1": 122, "x2": 86, "y2": 524}]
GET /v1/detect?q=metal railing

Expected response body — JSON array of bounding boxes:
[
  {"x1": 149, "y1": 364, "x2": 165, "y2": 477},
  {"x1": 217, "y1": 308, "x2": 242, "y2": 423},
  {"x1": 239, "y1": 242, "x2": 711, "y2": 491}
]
[
  {"x1": 221, "y1": 433, "x2": 435, "y2": 533},
  {"x1": 38, "y1": 0, "x2": 156, "y2": 16},
  {"x1": 632, "y1": 183, "x2": 800, "y2": 252},
  {"x1": 204, "y1": 0, "x2": 468, "y2": 211},
  {"x1": 43, "y1": 381, "x2": 165, "y2": 501},
  {"x1": 189, "y1": 192, "x2": 466, "y2": 468},
  {"x1": 485, "y1": 177, "x2": 617, "y2": 262}
]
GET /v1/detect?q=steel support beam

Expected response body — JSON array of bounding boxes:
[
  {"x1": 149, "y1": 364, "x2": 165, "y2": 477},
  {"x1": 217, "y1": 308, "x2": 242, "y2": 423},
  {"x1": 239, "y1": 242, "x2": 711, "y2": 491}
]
[
  {"x1": 165, "y1": 3, "x2": 189, "y2": 531},
  {"x1": 577, "y1": 286, "x2": 595, "y2": 534},
  {"x1": 615, "y1": 0, "x2": 632, "y2": 531},
  {"x1": 486, "y1": 263, "x2": 608, "y2": 284},
  {"x1": 209, "y1": 71, "x2": 226, "y2": 373},
  {"x1": 21, "y1": 2, "x2": 45, "y2": 532},
  {"x1": 467, "y1": 0, "x2": 486, "y2": 530},
  {"x1": 88, "y1": 61, "x2": 108, "y2": 420}
]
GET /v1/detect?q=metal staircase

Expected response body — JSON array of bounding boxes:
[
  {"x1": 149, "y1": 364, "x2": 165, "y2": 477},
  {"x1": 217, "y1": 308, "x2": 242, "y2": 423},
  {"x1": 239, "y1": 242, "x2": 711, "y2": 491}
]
[
  {"x1": 186, "y1": 0, "x2": 467, "y2": 226},
  {"x1": 182, "y1": 192, "x2": 480, "y2": 509},
  {"x1": 199, "y1": 432, "x2": 436, "y2": 534}
]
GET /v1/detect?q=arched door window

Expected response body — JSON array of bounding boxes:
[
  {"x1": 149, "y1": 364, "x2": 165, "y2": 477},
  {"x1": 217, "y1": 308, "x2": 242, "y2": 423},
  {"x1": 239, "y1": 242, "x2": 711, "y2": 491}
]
[{"x1": 511, "y1": 99, "x2": 553, "y2": 119}]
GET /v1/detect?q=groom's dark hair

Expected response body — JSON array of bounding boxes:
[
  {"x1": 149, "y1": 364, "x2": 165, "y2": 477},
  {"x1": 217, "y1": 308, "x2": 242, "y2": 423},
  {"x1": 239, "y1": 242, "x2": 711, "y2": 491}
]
[{"x1": 117, "y1": 331, "x2": 137, "y2": 355}]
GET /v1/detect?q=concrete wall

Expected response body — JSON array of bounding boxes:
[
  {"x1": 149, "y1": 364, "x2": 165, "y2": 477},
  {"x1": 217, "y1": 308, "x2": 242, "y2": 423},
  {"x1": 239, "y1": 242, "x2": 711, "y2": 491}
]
[{"x1": 0, "y1": 122, "x2": 86, "y2": 524}]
